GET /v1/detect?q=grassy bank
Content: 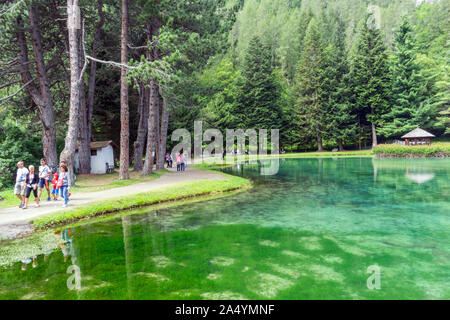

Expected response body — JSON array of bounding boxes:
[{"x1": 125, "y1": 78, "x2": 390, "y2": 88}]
[
  {"x1": 0, "y1": 170, "x2": 165, "y2": 209},
  {"x1": 33, "y1": 172, "x2": 251, "y2": 229},
  {"x1": 373, "y1": 143, "x2": 450, "y2": 158}
]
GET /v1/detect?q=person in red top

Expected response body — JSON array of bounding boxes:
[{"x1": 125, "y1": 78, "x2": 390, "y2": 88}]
[
  {"x1": 175, "y1": 153, "x2": 182, "y2": 172},
  {"x1": 51, "y1": 169, "x2": 59, "y2": 201}
]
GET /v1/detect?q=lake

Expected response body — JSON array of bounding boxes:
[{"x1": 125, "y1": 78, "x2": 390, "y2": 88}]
[{"x1": 0, "y1": 157, "x2": 449, "y2": 299}]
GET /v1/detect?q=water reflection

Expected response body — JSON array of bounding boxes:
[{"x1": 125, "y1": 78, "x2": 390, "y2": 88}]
[
  {"x1": 372, "y1": 158, "x2": 440, "y2": 184},
  {"x1": 405, "y1": 173, "x2": 435, "y2": 184},
  {"x1": 1, "y1": 158, "x2": 449, "y2": 299}
]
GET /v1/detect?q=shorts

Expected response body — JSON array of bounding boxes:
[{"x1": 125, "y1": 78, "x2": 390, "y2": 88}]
[
  {"x1": 25, "y1": 186, "x2": 38, "y2": 199},
  {"x1": 14, "y1": 182, "x2": 25, "y2": 195},
  {"x1": 51, "y1": 188, "x2": 59, "y2": 195},
  {"x1": 39, "y1": 178, "x2": 49, "y2": 189}
]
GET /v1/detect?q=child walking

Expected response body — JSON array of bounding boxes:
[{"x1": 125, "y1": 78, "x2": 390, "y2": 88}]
[
  {"x1": 57, "y1": 163, "x2": 71, "y2": 208},
  {"x1": 51, "y1": 169, "x2": 59, "y2": 201}
]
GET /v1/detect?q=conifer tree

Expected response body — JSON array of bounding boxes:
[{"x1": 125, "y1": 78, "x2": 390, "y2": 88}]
[
  {"x1": 236, "y1": 36, "x2": 282, "y2": 130},
  {"x1": 293, "y1": 17, "x2": 327, "y2": 151},
  {"x1": 380, "y1": 18, "x2": 430, "y2": 138},
  {"x1": 321, "y1": 12, "x2": 355, "y2": 151},
  {"x1": 351, "y1": 14, "x2": 390, "y2": 147}
]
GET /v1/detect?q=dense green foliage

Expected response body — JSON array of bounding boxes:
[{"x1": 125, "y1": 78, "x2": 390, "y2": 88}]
[
  {"x1": 199, "y1": 0, "x2": 449, "y2": 150},
  {"x1": 380, "y1": 19, "x2": 432, "y2": 138},
  {"x1": 0, "y1": 122, "x2": 43, "y2": 189}
]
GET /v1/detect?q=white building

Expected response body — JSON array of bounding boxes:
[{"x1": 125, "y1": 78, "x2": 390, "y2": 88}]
[{"x1": 74, "y1": 141, "x2": 115, "y2": 174}]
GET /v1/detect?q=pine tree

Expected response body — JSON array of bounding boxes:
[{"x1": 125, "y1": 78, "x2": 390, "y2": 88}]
[
  {"x1": 321, "y1": 12, "x2": 355, "y2": 151},
  {"x1": 293, "y1": 17, "x2": 327, "y2": 151},
  {"x1": 351, "y1": 14, "x2": 390, "y2": 147},
  {"x1": 380, "y1": 18, "x2": 430, "y2": 138},
  {"x1": 236, "y1": 36, "x2": 282, "y2": 130}
]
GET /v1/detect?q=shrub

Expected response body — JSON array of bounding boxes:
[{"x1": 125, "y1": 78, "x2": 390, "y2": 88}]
[
  {"x1": 0, "y1": 125, "x2": 42, "y2": 189},
  {"x1": 372, "y1": 143, "x2": 450, "y2": 157}
]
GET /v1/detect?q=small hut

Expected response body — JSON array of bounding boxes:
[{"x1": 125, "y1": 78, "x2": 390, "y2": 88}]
[
  {"x1": 74, "y1": 141, "x2": 116, "y2": 174},
  {"x1": 401, "y1": 128, "x2": 435, "y2": 146}
]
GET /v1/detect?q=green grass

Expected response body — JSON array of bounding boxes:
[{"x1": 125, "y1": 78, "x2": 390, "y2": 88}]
[
  {"x1": 0, "y1": 190, "x2": 19, "y2": 209},
  {"x1": 373, "y1": 142, "x2": 450, "y2": 157},
  {"x1": 33, "y1": 172, "x2": 251, "y2": 229}
]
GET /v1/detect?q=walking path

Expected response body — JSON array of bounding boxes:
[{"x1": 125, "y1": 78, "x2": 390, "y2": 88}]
[{"x1": 0, "y1": 167, "x2": 224, "y2": 230}]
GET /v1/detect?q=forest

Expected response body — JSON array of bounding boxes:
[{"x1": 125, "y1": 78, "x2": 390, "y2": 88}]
[{"x1": 0, "y1": 0, "x2": 449, "y2": 188}]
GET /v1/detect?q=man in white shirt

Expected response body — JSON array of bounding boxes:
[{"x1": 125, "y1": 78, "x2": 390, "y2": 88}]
[{"x1": 14, "y1": 161, "x2": 29, "y2": 208}]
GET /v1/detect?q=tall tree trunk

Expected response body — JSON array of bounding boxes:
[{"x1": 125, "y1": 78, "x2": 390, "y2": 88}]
[
  {"x1": 317, "y1": 134, "x2": 324, "y2": 152},
  {"x1": 143, "y1": 79, "x2": 158, "y2": 175},
  {"x1": 154, "y1": 86, "x2": 160, "y2": 165},
  {"x1": 86, "y1": 0, "x2": 104, "y2": 143},
  {"x1": 357, "y1": 115, "x2": 362, "y2": 150},
  {"x1": 119, "y1": 0, "x2": 129, "y2": 180},
  {"x1": 371, "y1": 108, "x2": 378, "y2": 147},
  {"x1": 133, "y1": 84, "x2": 149, "y2": 171},
  {"x1": 143, "y1": 16, "x2": 160, "y2": 175},
  {"x1": 371, "y1": 123, "x2": 378, "y2": 147},
  {"x1": 156, "y1": 96, "x2": 169, "y2": 170},
  {"x1": 17, "y1": 8, "x2": 58, "y2": 169},
  {"x1": 77, "y1": 44, "x2": 90, "y2": 174},
  {"x1": 338, "y1": 139, "x2": 344, "y2": 151},
  {"x1": 60, "y1": 0, "x2": 82, "y2": 184}
]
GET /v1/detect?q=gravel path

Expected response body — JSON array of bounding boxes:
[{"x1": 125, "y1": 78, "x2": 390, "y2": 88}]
[{"x1": 0, "y1": 167, "x2": 224, "y2": 238}]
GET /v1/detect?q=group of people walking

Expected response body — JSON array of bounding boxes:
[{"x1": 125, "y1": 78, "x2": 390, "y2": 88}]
[
  {"x1": 14, "y1": 159, "x2": 71, "y2": 209},
  {"x1": 164, "y1": 151, "x2": 188, "y2": 171}
]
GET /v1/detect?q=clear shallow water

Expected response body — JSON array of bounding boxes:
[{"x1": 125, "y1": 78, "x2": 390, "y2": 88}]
[{"x1": 0, "y1": 158, "x2": 449, "y2": 299}]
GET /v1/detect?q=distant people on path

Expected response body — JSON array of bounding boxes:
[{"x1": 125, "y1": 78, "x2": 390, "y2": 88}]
[
  {"x1": 182, "y1": 152, "x2": 187, "y2": 171},
  {"x1": 15, "y1": 161, "x2": 29, "y2": 208},
  {"x1": 176, "y1": 152, "x2": 182, "y2": 171},
  {"x1": 57, "y1": 163, "x2": 71, "y2": 208},
  {"x1": 51, "y1": 168, "x2": 59, "y2": 201},
  {"x1": 165, "y1": 152, "x2": 173, "y2": 168},
  {"x1": 23, "y1": 165, "x2": 40, "y2": 209},
  {"x1": 38, "y1": 158, "x2": 51, "y2": 202}
]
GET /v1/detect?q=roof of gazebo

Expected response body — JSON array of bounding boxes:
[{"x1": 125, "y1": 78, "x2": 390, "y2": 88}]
[{"x1": 401, "y1": 128, "x2": 435, "y2": 139}]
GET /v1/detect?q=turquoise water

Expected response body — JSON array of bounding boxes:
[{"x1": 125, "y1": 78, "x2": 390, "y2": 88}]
[{"x1": 0, "y1": 158, "x2": 449, "y2": 299}]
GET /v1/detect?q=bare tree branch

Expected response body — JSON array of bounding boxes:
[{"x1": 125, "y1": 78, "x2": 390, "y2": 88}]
[
  {"x1": 77, "y1": 19, "x2": 88, "y2": 85},
  {"x1": 0, "y1": 78, "x2": 22, "y2": 89},
  {"x1": 86, "y1": 54, "x2": 133, "y2": 70},
  {"x1": 0, "y1": 77, "x2": 36, "y2": 104},
  {"x1": 127, "y1": 39, "x2": 158, "y2": 50},
  {"x1": 0, "y1": 57, "x2": 19, "y2": 66},
  {"x1": 0, "y1": 0, "x2": 25, "y2": 18}
]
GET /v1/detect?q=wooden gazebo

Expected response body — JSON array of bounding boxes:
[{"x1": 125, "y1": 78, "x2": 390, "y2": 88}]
[{"x1": 401, "y1": 128, "x2": 435, "y2": 146}]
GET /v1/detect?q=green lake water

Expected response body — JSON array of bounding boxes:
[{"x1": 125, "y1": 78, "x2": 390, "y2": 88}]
[{"x1": 0, "y1": 157, "x2": 449, "y2": 299}]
